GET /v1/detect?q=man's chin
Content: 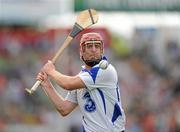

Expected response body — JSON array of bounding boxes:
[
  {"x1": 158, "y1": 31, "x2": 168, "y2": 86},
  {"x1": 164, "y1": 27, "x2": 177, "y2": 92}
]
[{"x1": 84, "y1": 58, "x2": 102, "y2": 67}]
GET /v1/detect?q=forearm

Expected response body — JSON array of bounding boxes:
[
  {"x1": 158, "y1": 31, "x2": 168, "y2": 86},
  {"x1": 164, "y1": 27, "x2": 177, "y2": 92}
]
[
  {"x1": 36, "y1": 70, "x2": 77, "y2": 116},
  {"x1": 48, "y1": 70, "x2": 80, "y2": 90},
  {"x1": 42, "y1": 61, "x2": 85, "y2": 90},
  {"x1": 42, "y1": 82, "x2": 71, "y2": 116}
]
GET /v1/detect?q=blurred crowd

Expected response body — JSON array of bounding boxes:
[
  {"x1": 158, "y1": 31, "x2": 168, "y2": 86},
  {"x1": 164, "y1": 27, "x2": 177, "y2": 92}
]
[{"x1": 0, "y1": 26, "x2": 180, "y2": 132}]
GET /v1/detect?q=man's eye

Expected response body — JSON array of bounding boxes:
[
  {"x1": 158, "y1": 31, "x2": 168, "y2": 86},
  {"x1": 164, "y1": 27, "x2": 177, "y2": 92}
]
[
  {"x1": 87, "y1": 44, "x2": 93, "y2": 48},
  {"x1": 95, "y1": 44, "x2": 100, "y2": 48}
]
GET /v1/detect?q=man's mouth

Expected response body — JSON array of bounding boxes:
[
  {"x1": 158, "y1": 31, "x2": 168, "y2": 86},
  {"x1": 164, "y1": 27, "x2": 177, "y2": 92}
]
[{"x1": 89, "y1": 56, "x2": 98, "y2": 60}]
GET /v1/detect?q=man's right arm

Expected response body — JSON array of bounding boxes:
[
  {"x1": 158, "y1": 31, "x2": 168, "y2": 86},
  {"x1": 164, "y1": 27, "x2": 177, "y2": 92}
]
[{"x1": 41, "y1": 80, "x2": 78, "y2": 116}]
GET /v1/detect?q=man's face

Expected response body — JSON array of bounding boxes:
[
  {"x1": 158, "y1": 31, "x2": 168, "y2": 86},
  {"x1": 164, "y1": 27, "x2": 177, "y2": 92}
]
[{"x1": 81, "y1": 41, "x2": 102, "y2": 61}]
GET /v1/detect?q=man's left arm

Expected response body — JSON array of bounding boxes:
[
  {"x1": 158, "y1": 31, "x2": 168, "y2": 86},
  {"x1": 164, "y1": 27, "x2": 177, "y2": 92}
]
[
  {"x1": 42, "y1": 60, "x2": 85, "y2": 90},
  {"x1": 49, "y1": 70, "x2": 85, "y2": 90}
]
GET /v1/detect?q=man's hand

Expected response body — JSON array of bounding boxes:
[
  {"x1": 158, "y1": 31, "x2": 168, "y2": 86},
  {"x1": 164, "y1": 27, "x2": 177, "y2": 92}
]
[
  {"x1": 42, "y1": 60, "x2": 56, "y2": 76},
  {"x1": 36, "y1": 71, "x2": 50, "y2": 88}
]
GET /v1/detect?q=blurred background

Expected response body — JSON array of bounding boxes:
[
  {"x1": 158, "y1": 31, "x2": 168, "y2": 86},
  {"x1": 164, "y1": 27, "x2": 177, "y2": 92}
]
[{"x1": 0, "y1": 0, "x2": 180, "y2": 132}]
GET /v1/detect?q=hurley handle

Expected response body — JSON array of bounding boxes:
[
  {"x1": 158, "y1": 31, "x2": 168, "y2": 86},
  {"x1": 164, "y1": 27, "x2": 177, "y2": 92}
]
[{"x1": 25, "y1": 36, "x2": 73, "y2": 94}]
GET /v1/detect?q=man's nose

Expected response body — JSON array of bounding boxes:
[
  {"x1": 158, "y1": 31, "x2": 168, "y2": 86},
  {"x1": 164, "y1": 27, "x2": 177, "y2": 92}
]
[{"x1": 92, "y1": 45, "x2": 96, "y2": 52}]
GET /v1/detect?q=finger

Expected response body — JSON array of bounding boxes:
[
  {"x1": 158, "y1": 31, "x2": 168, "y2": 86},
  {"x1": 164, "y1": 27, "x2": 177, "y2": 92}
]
[
  {"x1": 41, "y1": 71, "x2": 47, "y2": 77},
  {"x1": 36, "y1": 77, "x2": 43, "y2": 81},
  {"x1": 40, "y1": 71, "x2": 44, "y2": 75},
  {"x1": 36, "y1": 72, "x2": 44, "y2": 80},
  {"x1": 38, "y1": 72, "x2": 43, "y2": 77},
  {"x1": 48, "y1": 60, "x2": 52, "y2": 64},
  {"x1": 36, "y1": 74, "x2": 44, "y2": 81}
]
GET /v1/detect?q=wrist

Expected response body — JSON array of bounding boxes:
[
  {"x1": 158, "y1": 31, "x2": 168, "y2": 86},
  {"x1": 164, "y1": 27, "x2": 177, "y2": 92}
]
[
  {"x1": 48, "y1": 70, "x2": 61, "y2": 83},
  {"x1": 41, "y1": 78, "x2": 50, "y2": 86},
  {"x1": 47, "y1": 69, "x2": 56, "y2": 77}
]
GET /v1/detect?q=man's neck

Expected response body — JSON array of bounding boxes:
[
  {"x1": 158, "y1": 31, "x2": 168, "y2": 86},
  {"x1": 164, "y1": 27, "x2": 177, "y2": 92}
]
[{"x1": 85, "y1": 65, "x2": 92, "y2": 70}]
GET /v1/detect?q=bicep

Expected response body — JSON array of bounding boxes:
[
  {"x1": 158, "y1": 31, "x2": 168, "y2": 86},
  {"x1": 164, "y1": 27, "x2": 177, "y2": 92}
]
[{"x1": 66, "y1": 76, "x2": 86, "y2": 90}]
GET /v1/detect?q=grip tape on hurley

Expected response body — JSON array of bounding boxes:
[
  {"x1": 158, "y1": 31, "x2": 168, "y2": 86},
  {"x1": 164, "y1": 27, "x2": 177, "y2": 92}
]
[{"x1": 69, "y1": 23, "x2": 83, "y2": 38}]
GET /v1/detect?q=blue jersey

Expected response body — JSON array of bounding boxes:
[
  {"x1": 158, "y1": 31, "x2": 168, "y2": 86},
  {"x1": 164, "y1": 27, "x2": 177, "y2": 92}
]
[{"x1": 66, "y1": 63, "x2": 126, "y2": 132}]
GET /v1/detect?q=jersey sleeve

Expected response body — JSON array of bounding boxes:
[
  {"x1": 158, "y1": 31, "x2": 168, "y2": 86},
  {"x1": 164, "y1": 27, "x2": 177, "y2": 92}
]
[
  {"x1": 78, "y1": 64, "x2": 118, "y2": 91},
  {"x1": 65, "y1": 90, "x2": 78, "y2": 104}
]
